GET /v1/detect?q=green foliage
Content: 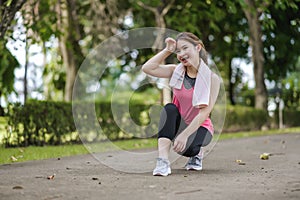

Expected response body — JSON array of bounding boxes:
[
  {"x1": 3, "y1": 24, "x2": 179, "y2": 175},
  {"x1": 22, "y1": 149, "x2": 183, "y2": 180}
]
[
  {"x1": 6, "y1": 100, "x2": 78, "y2": 147},
  {"x1": 273, "y1": 109, "x2": 300, "y2": 127},
  {"x1": 0, "y1": 40, "x2": 20, "y2": 115},
  {"x1": 238, "y1": 86, "x2": 255, "y2": 107},
  {"x1": 263, "y1": 2, "x2": 300, "y2": 82},
  {"x1": 281, "y1": 69, "x2": 300, "y2": 109},
  {"x1": 3, "y1": 100, "x2": 300, "y2": 147},
  {"x1": 283, "y1": 109, "x2": 300, "y2": 127},
  {"x1": 0, "y1": 41, "x2": 19, "y2": 95},
  {"x1": 5, "y1": 100, "x2": 156, "y2": 147},
  {"x1": 224, "y1": 105, "x2": 269, "y2": 132},
  {"x1": 23, "y1": 0, "x2": 60, "y2": 43}
]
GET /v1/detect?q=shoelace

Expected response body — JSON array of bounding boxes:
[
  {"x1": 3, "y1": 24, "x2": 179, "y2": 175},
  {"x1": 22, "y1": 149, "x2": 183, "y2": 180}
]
[
  {"x1": 157, "y1": 158, "x2": 168, "y2": 167},
  {"x1": 188, "y1": 156, "x2": 201, "y2": 165}
]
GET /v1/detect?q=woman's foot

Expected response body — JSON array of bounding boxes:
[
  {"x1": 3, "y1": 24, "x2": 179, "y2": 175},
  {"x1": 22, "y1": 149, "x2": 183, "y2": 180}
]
[
  {"x1": 153, "y1": 158, "x2": 171, "y2": 176},
  {"x1": 185, "y1": 155, "x2": 203, "y2": 171}
]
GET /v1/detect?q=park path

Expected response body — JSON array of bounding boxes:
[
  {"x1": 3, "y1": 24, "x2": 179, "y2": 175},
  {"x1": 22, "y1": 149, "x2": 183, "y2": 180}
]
[{"x1": 0, "y1": 133, "x2": 300, "y2": 200}]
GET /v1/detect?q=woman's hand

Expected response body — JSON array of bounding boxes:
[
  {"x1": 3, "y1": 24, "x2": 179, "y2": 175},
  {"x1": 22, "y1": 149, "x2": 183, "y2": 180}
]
[
  {"x1": 165, "y1": 37, "x2": 177, "y2": 52},
  {"x1": 173, "y1": 133, "x2": 188, "y2": 153}
]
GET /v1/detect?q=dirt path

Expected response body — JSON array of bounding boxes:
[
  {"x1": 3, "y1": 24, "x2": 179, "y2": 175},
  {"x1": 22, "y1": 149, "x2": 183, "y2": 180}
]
[{"x1": 0, "y1": 133, "x2": 300, "y2": 200}]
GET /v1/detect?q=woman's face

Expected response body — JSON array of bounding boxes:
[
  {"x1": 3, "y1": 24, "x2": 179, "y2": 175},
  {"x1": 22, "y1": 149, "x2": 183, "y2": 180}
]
[{"x1": 175, "y1": 39, "x2": 201, "y2": 68}]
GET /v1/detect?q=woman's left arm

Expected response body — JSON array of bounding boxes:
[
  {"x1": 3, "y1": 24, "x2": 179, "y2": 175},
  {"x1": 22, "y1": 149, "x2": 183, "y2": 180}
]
[{"x1": 173, "y1": 73, "x2": 221, "y2": 153}]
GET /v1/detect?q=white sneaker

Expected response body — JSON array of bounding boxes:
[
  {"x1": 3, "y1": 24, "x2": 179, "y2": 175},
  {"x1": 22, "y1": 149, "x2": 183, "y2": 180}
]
[
  {"x1": 153, "y1": 158, "x2": 171, "y2": 176},
  {"x1": 185, "y1": 155, "x2": 203, "y2": 171}
]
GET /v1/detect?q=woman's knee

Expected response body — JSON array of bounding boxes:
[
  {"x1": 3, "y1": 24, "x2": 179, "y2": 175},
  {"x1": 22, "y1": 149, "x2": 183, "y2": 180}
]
[
  {"x1": 159, "y1": 103, "x2": 179, "y2": 123},
  {"x1": 164, "y1": 103, "x2": 178, "y2": 114}
]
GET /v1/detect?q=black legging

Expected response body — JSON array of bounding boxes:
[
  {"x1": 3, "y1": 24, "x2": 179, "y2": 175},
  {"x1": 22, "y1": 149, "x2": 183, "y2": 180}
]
[{"x1": 158, "y1": 103, "x2": 212, "y2": 157}]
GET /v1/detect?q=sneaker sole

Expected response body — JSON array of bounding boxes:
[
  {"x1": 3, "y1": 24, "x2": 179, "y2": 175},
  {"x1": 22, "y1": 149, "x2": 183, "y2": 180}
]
[
  {"x1": 186, "y1": 167, "x2": 202, "y2": 171},
  {"x1": 153, "y1": 172, "x2": 169, "y2": 176},
  {"x1": 153, "y1": 169, "x2": 171, "y2": 176}
]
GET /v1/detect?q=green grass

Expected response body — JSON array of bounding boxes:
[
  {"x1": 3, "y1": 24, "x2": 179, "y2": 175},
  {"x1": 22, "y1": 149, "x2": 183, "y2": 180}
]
[
  {"x1": 217, "y1": 126, "x2": 300, "y2": 140},
  {"x1": 0, "y1": 138, "x2": 158, "y2": 165},
  {"x1": 0, "y1": 127, "x2": 299, "y2": 165}
]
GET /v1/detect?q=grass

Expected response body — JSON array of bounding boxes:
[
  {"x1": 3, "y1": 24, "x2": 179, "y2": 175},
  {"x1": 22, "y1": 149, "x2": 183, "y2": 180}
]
[
  {"x1": 0, "y1": 127, "x2": 299, "y2": 165},
  {"x1": 0, "y1": 138, "x2": 157, "y2": 165},
  {"x1": 217, "y1": 126, "x2": 300, "y2": 140}
]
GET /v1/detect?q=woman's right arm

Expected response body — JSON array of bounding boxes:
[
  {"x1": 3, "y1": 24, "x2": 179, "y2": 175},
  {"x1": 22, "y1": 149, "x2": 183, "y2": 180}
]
[{"x1": 142, "y1": 37, "x2": 177, "y2": 78}]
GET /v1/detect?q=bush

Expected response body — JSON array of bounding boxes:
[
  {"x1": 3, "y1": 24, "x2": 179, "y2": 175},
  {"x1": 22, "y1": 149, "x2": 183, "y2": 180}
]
[
  {"x1": 5, "y1": 100, "x2": 276, "y2": 147},
  {"x1": 272, "y1": 109, "x2": 300, "y2": 128},
  {"x1": 284, "y1": 109, "x2": 300, "y2": 127},
  {"x1": 5, "y1": 100, "x2": 155, "y2": 147},
  {"x1": 6, "y1": 100, "x2": 77, "y2": 147},
  {"x1": 223, "y1": 105, "x2": 269, "y2": 132}
]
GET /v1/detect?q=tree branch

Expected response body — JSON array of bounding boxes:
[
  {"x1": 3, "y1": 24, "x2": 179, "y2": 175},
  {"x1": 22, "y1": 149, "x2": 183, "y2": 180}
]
[
  {"x1": 161, "y1": 0, "x2": 174, "y2": 16},
  {"x1": 137, "y1": 1, "x2": 156, "y2": 13},
  {"x1": 0, "y1": 0, "x2": 27, "y2": 39}
]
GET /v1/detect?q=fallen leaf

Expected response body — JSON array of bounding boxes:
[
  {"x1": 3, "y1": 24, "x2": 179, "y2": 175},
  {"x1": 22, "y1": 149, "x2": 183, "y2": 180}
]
[
  {"x1": 47, "y1": 174, "x2": 56, "y2": 180},
  {"x1": 235, "y1": 160, "x2": 246, "y2": 165},
  {"x1": 260, "y1": 153, "x2": 270, "y2": 160},
  {"x1": 11, "y1": 156, "x2": 18, "y2": 162},
  {"x1": 12, "y1": 186, "x2": 23, "y2": 190}
]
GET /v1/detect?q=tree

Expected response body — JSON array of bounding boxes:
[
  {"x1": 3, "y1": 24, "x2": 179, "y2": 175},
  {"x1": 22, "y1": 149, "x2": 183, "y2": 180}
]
[
  {"x1": 240, "y1": 0, "x2": 268, "y2": 110},
  {"x1": 0, "y1": 0, "x2": 27, "y2": 39},
  {"x1": 263, "y1": 1, "x2": 300, "y2": 82},
  {"x1": 55, "y1": 0, "x2": 84, "y2": 101},
  {"x1": 166, "y1": 1, "x2": 249, "y2": 105},
  {"x1": 136, "y1": 0, "x2": 175, "y2": 104},
  {"x1": 15, "y1": 0, "x2": 130, "y2": 102},
  {"x1": 0, "y1": 41, "x2": 19, "y2": 115},
  {"x1": 204, "y1": 1, "x2": 249, "y2": 105},
  {"x1": 240, "y1": 0, "x2": 299, "y2": 110}
]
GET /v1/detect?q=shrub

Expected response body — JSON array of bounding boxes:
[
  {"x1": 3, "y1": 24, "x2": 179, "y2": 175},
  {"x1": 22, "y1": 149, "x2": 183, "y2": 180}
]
[
  {"x1": 5, "y1": 100, "x2": 155, "y2": 147},
  {"x1": 272, "y1": 109, "x2": 300, "y2": 128},
  {"x1": 5, "y1": 100, "x2": 280, "y2": 147},
  {"x1": 223, "y1": 105, "x2": 269, "y2": 132},
  {"x1": 6, "y1": 100, "x2": 77, "y2": 147}
]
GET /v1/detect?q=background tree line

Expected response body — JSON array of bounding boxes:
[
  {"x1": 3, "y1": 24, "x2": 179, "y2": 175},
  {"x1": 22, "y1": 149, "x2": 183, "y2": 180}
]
[{"x1": 0, "y1": 0, "x2": 299, "y2": 115}]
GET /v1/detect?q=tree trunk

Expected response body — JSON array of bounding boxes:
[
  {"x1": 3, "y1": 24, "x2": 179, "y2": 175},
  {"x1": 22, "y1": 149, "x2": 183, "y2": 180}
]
[
  {"x1": 137, "y1": 0, "x2": 174, "y2": 105},
  {"x1": 243, "y1": 0, "x2": 268, "y2": 110},
  {"x1": 57, "y1": 0, "x2": 83, "y2": 102}
]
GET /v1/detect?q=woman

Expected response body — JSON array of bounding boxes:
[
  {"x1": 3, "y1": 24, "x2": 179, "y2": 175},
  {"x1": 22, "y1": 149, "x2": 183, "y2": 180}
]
[{"x1": 142, "y1": 32, "x2": 220, "y2": 176}]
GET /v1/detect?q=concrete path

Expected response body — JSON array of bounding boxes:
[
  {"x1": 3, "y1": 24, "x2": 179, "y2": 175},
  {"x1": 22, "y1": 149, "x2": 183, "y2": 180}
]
[{"x1": 0, "y1": 133, "x2": 300, "y2": 200}]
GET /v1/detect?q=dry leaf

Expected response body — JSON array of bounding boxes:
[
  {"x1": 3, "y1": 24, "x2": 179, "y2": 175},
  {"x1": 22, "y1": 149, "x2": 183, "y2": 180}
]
[
  {"x1": 12, "y1": 186, "x2": 23, "y2": 190},
  {"x1": 47, "y1": 174, "x2": 56, "y2": 180},
  {"x1": 260, "y1": 153, "x2": 270, "y2": 160},
  {"x1": 11, "y1": 156, "x2": 18, "y2": 162},
  {"x1": 235, "y1": 159, "x2": 246, "y2": 165}
]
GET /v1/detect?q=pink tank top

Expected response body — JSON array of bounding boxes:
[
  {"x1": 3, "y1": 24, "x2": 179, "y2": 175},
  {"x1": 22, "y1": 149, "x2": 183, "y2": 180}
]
[{"x1": 172, "y1": 83, "x2": 214, "y2": 134}]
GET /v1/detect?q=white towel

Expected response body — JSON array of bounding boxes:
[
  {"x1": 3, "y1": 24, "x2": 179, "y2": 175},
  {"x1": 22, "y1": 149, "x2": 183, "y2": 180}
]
[{"x1": 169, "y1": 59, "x2": 212, "y2": 108}]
